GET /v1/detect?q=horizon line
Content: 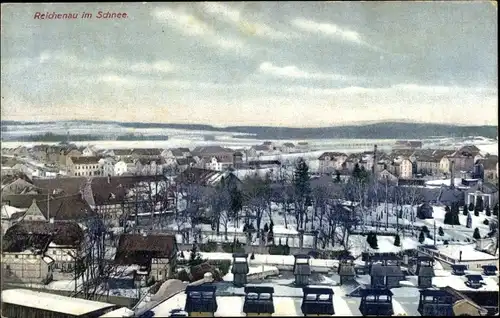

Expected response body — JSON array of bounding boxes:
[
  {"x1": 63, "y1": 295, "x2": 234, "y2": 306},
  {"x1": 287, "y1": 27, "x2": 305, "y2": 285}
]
[{"x1": 1, "y1": 119, "x2": 498, "y2": 129}]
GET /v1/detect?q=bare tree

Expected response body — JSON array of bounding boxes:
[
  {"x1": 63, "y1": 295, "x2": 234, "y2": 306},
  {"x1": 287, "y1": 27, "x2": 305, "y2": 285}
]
[
  {"x1": 208, "y1": 184, "x2": 231, "y2": 235},
  {"x1": 242, "y1": 176, "x2": 269, "y2": 238}
]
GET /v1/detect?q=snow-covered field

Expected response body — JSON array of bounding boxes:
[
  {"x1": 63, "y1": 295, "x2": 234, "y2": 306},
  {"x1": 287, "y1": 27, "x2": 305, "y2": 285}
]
[
  {"x1": 0, "y1": 137, "x2": 397, "y2": 154},
  {"x1": 167, "y1": 196, "x2": 497, "y2": 260}
]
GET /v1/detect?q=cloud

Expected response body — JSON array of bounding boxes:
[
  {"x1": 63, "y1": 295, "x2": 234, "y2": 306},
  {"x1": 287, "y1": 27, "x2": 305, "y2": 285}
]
[
  {"x1": 94, "y1": 73, "x2": 231, "y2": 90},
  {"x1": 291, "y1": 18, "x2": 383, "y2": 52},
  {"x1": 199, "y1": 2, "x2": 293, "y2": 40},
  {"x1": 258, "y1": 62, "x2": 351, "y2": 81},
  {"x1": 152, "y1": 6, "x2": 247, "y2": 53},
  {"x1": 16, "y1": 52, "x2": 176, "y2": 75}
]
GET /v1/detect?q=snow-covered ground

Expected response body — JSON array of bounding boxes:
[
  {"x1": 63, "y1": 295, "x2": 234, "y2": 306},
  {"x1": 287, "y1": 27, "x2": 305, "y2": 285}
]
[
  {"x1": 222, "y1": 265, "x2": 279, "y2": 282},
  {"x1": 434, "y1": 243, "x2": 498, "y2": 262},
  {"x1": 181, "y1": 252, "x2": 338, "y2": 268},
  {"x1": 166, "y1": 196, "x2": 496, "y2": 260},
  {"x1": 425, "y1": 178, "x2": 464, "y2": 187}
]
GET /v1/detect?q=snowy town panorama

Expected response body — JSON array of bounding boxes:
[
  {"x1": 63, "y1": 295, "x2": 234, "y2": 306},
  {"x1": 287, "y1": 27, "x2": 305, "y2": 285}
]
[{"x1": 1, "y1": 2, "x2": 499, "y2": 318}]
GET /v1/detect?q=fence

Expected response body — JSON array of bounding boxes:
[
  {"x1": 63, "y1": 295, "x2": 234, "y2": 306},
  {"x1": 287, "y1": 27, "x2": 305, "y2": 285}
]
[{"x1": 1, "y1": 283, "x2": 138, "y2": 308}]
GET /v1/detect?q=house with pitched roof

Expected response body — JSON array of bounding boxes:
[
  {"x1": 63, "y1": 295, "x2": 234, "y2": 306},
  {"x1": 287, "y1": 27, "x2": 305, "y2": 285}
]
[
  {"x1": 80, "y1": 175, "x2": 168, "y2": 227},
  {"x1": 161, "y1": 147, "x2": 192, "y2": 162},
  {"x1": 82, "y1": 146, "x2": 97, "y2": 157},
  {"x1": 59, "y1": 146, "x2": 82, "y2": 167},
  {"x1": 177, "y1": 167, "x2": 242, "y2": 189},
  {"x1": 450, "y1": 146, "x2": 481, "y2": 172},
  {"x1": 247, "y1": 145, "x2": 271, "y2": 157},
  {"x1": 114, "y1": 233, "x2": 178, "y2": 285},
  {"x1": 105, "y1": 148, "x2": 132, "y2": 159},
  {"x1": 130, "y1": 148, "x2": 162, "y2": 160},
  {"x1": 114, "y1": 157, "x2": 137, "y2": 176},
  {"x1": 281, "y1": 142, "x2": 296, "y2": 154},
  {"x1": 474, "y1": 156, "x2": 499, "y2": 182},
  {"x1": 318, "y1": 152, "x2": 348, "y2": 174},
  {"x1": 136, "y1": 158, "x2": 165, "y2": 176},
  {"x1": 415, "y1": 154, "x2": 442, "y2": 176},
  {"x1": 377, "y1": 170, "x2": 398, "y2": 185},
  {"x1": 394, "y1": 140, "x2": 423, "y2": 149},
  {"x1": 1, "y1": 173, "x2": 40, "y2": 196},
  {"x1": 2, "y1": 220, "x2": 86, "y2": 283},
  {"x1": 390, "y1": 158, "x2": 413, "y2": 179}
]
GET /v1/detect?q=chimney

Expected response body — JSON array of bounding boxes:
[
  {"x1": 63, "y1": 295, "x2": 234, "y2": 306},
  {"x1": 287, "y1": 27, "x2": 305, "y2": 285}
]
[
  {"x1": 49, "y1": 217, "x2": 54, "y2": 224},
  {"x1": 372, "y1": 144, "x2": 378, "y2": 175},
  {"x1": 450, "y1": 160, "x2": 455, "y2": 188}
]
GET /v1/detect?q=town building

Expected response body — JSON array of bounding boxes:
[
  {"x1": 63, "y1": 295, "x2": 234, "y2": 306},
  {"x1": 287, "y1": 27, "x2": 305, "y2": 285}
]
[
  {"x1": 2, "y1": 220, "x2": 86, "y2": 283},
  {"x1": 114, "y1": 158, "x2": 137, "y2": 176},
  {"x1": 280, "y1": 143, "x2": 295, "y2": 154},
  {"x1": 66, "y1": 156, "x2": 103, "y2": 177},
  {"x1": 317, "y1": 152, "x2": 348, "y2": 174},
  {"x1": 114, "y1": 233, "x2": 178, "y2": 285}
]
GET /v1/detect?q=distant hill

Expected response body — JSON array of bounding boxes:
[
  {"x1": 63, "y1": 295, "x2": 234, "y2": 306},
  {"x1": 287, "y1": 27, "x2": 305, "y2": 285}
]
[{"x1": 1, "y1": 120, "x2": 497, "y2": 140}]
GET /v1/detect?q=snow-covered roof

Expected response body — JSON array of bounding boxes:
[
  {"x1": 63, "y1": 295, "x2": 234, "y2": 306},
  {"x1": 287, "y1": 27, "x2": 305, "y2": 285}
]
[
  {"x1": 99, "y1": 307, "x2": 134, "y2": 317},
  {"x1": 1, "y1": 289, "x2": 117, "y2": 316},
  {"x1": 433, "y1": 273, "x2": 499, "y2": 292},
  {"x1": 1, "y1": 205, "x2": 26, "y2": 219},
  {"x1": 435, "y1": 244, "x2": 498, "y2": 262},
  {"x1": 146, "y1": 280, "x2": 422, "y2": 316}
]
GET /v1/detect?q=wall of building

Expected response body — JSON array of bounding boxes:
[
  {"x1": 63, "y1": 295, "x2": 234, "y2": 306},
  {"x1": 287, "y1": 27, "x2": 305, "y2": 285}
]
[{"x1": 1, "y1": 252, "x2": 50, "y2": 283}]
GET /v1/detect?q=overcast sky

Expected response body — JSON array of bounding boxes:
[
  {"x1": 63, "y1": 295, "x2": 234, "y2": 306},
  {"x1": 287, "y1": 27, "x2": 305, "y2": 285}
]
[{"x1": 1, "y1": 2, "x2": 497, "y2": 127}]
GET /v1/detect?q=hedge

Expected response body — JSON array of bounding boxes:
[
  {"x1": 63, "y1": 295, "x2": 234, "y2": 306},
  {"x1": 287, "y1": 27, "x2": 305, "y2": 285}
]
[
  {"x1": 268, "y1": 244, "x2": 290, "y2": 255},
  {"x1": 199, "y1": 241, "x2": 218, "y2": 252},
  {"x1": 177, "y1": 259, "x2": 232, "y2": 276},
  {"x1": 221, "y1": 242, "x2": 245, "y2": 254}
]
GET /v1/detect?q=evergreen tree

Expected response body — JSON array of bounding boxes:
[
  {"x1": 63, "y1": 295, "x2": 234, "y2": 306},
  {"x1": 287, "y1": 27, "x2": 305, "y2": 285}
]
[
  {"x1": 352, "y1": 163, "x2": 362, "y2": 180},
  {"x1": 445, "y1": 206, "x2": 450, "y2": 213},
  {"x1": 444, "y1": 211, "x2": 452, "y2": 225},
  {"x1": 468, "y1": 202, "x2": 474, "y2": 211},
  {"x1": 474, "y1": 209, "x2": 479, "y2": 217},
  {"x1": 394, "y1": 234, "x2": 401, "y2": 247},
  {"x1": 466, "y1": 213, "x2": 472, "y2": 228},
  {"x1": 366, "y1": 233, "x2": 373, "y2": 246},
  {"x1": 269, "y1": 220, "x2": 274, "y2": 233},
  {"x1": 188, "y1": 242, "x2": 204, "y2": 268},
  {"x1": 335, "y1": 170, "x2": 341, "y2": 182},
  {"x1": 294, "y1": 158, "x2": 311, "y2": 225},
  {"x1": 486, "y1": 206, "x2": 492, "y2": 217},
  {"x1": 418, "y1": 231, "x2": 425, "y2": 243},
  {"x1": 463, "y1": 205, "x2": 469, "y2": 216},
  {"x1": 371, "y1": 234, "x2": 379, "y2": 249},
  {"x1": 438, "y1": 226, "x2": 444, "y2": 236},
  {"x1": 229, "y1": 187, "x2": 243, "y2": 217},
  {"x1": 475, "y1": 196, "x2": 484, "y2": 212},
  {"x1": 250, "y1": 252, "x2": 255, "y2": 260},
  {"x1": 483, "y1": 219, "x2": 489, "y2": 226},
  {"x1": 451, "y1": 203, "x2": 461, "y2": 225},
  {"x1": 494, "y1": 203, "x2": 499, "y2": 216},
  {"x1": 263, "y1": 223, "x2": 269, "y2": 233},
  {"x1": 473, "y1": 227, "x2": 481, "y2": 240}
]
